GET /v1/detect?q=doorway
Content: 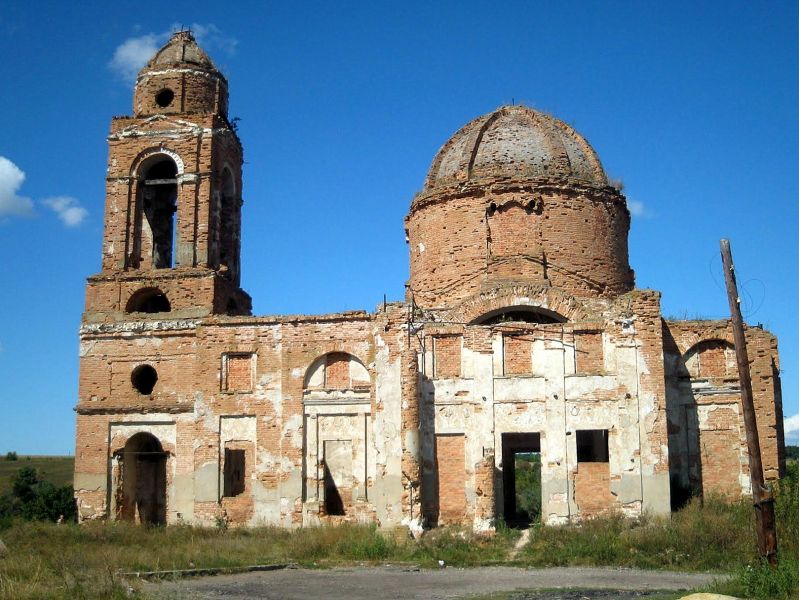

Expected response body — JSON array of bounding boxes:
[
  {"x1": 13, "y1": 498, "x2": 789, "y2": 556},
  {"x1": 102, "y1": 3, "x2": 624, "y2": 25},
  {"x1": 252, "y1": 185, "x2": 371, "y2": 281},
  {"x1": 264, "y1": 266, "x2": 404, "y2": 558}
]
[
  {"x1": 118, "y1": 432, "x2": 167, "y2": 525},
  {"x1": 501, "y1": 432, "x2": 541, "y2": 526}
]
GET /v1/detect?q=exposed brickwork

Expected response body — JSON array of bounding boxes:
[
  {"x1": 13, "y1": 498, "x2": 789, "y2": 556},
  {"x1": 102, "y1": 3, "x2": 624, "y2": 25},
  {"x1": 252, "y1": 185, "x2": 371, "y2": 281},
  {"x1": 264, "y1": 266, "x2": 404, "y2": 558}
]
[
  {"x1": 435, "y1": 435, "x2": 466, "y2": 525},
  {"x1": 433, "y1": 335, "x2": 461, "y2": 378},
  {"x1": 575, "y1": 331, "x2": 603, "y2": 374},
  {"x1": 325, "y1": 353, "x2": 351, "y2": 389},
  {"x1": 225, "y1": 354, "x2": 253, "y2": 392},
  {"x1": 503, "y1": 334, "x2": 532, "y2": 375},
  {"x1": 74, "y1": 32, "x2": 784, "y2": 532},
  {"x1": 573, "y1": 462, "x2": 617, "y2": 517},
  {"x1": 407, "y1": 178, "x2": 633, "y2": 308}
]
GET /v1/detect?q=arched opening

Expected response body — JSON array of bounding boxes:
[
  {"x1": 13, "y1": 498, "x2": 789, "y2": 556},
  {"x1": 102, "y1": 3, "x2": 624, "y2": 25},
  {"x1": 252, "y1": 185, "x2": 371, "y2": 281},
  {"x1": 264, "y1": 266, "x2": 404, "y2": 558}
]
[
  {"x1": 303, "y1": 352, "x2": 370, "y2": 391},
  {"x1": 472, "y1": 306, "x2": 567, "y2": 326},
  {"x1": 137, "y1": 156, "x2": 178, "y2": 269},
  {"x1": 126, "y1": 288, "x2": 171, "y2": 313},
  {"x1": 683, "y1": 339, "x2": 736, "y2": 380},
  {"x1": 218, "y1": 168, "x2": 239, "y2": 282},
  {"x1": 117, "y1": 432, "x2": 167, "y2": 525},
  {"x1": 302, "y1": 352, "x2": 371, "y2": 518},
  {"x1": 131, "y1": 364, "x2": 158, "y2": 395}
]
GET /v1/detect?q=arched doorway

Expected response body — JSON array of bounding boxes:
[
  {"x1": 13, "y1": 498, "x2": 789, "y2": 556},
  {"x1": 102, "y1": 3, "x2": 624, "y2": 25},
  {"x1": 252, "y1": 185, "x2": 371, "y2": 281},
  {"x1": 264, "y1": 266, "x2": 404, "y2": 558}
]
[{"x1": 118, "y1": 432, "x2": 167, "y2": 525}]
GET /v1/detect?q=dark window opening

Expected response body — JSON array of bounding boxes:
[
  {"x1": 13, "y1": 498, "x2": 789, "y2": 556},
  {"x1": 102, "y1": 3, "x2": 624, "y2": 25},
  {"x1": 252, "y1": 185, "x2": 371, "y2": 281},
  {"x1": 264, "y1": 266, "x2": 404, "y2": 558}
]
[
  {"x1": 475, "y1": 307, "x2": 566, "y2": 326},
  {"x1": 155, "y1": 89, "x2": 174, "y2": 108},
  {"x1": 223, "y1": 448, "x2": 245, "y2": 497},
  {"x1": 576, "y1": 429, "x2": 609, "y2": 462},
  {"x1": 141, "y1": 159, "x2": 178, "y2": 269},
  {"x1": 126, "y1": 288, "x2": 171, "y2": 313},
  {"x1": 131, "y1": 365, "x2": 158, "y2": 395},
  {"x1": 217, "y1": 168, "x2": 239, "y2": 282}
]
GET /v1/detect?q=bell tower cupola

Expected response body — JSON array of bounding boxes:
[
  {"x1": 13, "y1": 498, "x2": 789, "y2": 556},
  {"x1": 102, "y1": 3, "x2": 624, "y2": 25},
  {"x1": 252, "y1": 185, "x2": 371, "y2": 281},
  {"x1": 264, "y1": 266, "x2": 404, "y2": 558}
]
[
  {"x1": 133, "y1": 30, "x2": 229, "y2": 118},
  {"x1": 84, "y1": 30, "x2": 251, "y2": 322}
]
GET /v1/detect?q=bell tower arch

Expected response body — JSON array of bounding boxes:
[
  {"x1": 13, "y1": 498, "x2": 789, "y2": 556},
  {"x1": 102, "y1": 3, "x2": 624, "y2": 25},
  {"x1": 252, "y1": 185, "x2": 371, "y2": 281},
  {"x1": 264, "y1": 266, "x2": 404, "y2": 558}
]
[{"x1": 85, "y1": 30, "x2": 250, "y2": 320}]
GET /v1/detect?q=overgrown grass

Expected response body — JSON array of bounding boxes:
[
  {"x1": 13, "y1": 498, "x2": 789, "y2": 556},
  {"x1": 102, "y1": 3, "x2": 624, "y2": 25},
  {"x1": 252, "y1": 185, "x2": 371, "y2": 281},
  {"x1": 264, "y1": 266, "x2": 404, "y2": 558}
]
[
  {"x1": 520, "y1": 496, "x2": 756, "y2": 570},
  {"x1": 0, "y1": 521, "x2": 520, "y2": 599},
  {"x1": 3, "y1": 464, "x2": 799, "y2": 600}
]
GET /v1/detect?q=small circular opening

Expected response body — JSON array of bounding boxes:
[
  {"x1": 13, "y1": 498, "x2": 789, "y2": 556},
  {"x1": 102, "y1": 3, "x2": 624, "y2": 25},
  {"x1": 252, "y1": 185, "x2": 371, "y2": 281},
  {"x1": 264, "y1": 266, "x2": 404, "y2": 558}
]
[
  {"x1": 131, "y1": 365, "x2": 158, "y2": 395},
  {"x1": 155, "y1": 89, "x2": 175, "y2": 108}
]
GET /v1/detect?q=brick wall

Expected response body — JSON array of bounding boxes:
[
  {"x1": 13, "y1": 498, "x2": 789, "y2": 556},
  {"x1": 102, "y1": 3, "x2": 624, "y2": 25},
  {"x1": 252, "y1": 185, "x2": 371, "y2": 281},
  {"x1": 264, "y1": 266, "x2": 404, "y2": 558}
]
[
  {"x1": 573, "y1": 462, "x2": 616, "y2": 517},
  {"x1": 575, "y1": 331, "x2": 603, "y2": 374},
  {"x1": 325, "y1": 353, "x2": 351, "y2": 389},
  {"x1": 406, "y1": 181, "x2": 633, "y2": 308},
  {"x1": 435, "y1": 434, "x2": 466, "y2": 525},
  {"x1": 225, "y1": 354, "x2": 253, "y2": 392},
  {"x1": 503, "y1": 334, "x2": 532, "y2": 375},
  {"x1": 434, "y1": 335, "x2": 461, "y2": 378}
]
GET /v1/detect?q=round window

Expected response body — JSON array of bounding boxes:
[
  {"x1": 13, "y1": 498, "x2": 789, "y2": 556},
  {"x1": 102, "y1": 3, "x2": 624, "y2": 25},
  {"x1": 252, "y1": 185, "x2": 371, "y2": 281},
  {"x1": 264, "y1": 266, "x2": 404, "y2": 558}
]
[
  {"x1": 155, "y1": 89, "x2": 175, "y2": 108},
  {"x1": 131, "y1": 364, "x2": 158, "y2": 395}
]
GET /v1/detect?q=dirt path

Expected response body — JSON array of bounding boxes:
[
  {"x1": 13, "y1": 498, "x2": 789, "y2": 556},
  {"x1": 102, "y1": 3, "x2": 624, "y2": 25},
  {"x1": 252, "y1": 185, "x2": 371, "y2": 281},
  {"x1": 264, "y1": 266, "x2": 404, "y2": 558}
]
[{"x1": 145, "y1": 565, "x2": 720, "y2": 600}]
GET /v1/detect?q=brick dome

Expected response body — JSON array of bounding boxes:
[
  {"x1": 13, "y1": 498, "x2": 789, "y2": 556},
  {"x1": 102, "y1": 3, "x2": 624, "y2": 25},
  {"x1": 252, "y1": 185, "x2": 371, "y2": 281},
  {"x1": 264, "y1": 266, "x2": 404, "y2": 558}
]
[
  {"x1": 143, "y1": 30, "x2": 217, "y2": 71},
  {"x1": 133, "y1": 31, "x2": 229, "y2": 118},
  {"x1": 424, "y1": 105, "x2": 607, "y2": 190}
]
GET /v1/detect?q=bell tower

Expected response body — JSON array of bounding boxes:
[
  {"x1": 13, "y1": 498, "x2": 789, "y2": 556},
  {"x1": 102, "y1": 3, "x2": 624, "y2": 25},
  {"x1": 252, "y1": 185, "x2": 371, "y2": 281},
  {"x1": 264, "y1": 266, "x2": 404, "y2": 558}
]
[{"x1": 85, "y1": 31, "x2": 251, "y2": 321}]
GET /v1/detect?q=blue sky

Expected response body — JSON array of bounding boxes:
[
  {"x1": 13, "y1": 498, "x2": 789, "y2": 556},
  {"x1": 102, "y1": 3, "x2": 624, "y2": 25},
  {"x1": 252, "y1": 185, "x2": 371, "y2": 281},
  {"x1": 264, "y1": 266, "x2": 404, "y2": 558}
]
[{"x1": 0, "y1": 1, "x2": 797, "y2": 454}]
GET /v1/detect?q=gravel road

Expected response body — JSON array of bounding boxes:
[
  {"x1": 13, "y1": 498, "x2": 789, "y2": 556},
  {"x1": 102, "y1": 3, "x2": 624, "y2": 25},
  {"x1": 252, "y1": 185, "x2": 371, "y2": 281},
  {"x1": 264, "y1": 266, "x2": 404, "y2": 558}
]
[{"x1": 145, "y1": 564, "x2": 720, "y2": 600}]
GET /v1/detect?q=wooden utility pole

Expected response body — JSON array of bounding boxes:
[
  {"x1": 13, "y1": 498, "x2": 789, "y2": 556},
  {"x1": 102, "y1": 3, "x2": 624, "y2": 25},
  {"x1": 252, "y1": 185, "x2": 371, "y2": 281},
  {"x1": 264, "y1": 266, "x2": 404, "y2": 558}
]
[{"x1": 720, "y1": 239, "x2": 778, "y2": 566}]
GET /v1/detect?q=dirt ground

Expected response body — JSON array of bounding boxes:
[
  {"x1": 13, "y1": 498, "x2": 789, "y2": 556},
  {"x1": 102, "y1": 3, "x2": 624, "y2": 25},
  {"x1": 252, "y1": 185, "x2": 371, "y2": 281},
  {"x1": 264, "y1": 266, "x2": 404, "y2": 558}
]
[{"x1": 145, "y1": 564, "x2": 720, "y2": 600}]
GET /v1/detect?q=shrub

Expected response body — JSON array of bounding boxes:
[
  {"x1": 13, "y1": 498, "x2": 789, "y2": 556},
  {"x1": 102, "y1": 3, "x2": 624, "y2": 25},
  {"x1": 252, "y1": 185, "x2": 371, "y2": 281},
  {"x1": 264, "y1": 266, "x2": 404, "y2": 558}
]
[
  {"x1": 5, "y1": 451, "x2": 17, "y2": 461},
  {"x1": 0, "y1": 466, "x2": 76, "y2": 524}
]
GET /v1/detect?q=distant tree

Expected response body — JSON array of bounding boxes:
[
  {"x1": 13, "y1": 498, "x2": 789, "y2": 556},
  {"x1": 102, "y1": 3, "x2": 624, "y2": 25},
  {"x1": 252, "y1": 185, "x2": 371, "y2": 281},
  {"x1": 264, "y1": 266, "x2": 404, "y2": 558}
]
[
  {"x1": 0, "y1": 467, "x2": 76, "y2": 523},
  {"x1": 5, "y1": 451, "x2": 17, "y2": 461},
  {"x1": 786, "y1": 446, "x2": 799, "y2": 461}
]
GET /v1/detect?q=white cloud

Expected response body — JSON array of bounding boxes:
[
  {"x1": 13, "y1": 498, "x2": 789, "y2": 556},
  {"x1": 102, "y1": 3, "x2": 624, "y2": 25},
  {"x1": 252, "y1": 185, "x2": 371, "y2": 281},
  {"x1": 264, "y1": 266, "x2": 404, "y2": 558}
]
[
  {"x1": 109, "y1": 32, "x2": 166, "y2": 82},
  {"x1": 628, "y1": 200, "x2": 650, "y2": 218},
  {"x1": 189, "y1": 23, "x2": 238, "y2": 55},
  {"x1": 42, "y1": 196, "x2": 88, "y2": 228},
  {"x1": 110, "y1": 24, "x2": 237, "y2": 83},
  {"x1": 0, "y1": 156, "x2": 34, "y2": 219},
  {"x1": 784, "y1": 414, "x2": 799, "y2": 445}
]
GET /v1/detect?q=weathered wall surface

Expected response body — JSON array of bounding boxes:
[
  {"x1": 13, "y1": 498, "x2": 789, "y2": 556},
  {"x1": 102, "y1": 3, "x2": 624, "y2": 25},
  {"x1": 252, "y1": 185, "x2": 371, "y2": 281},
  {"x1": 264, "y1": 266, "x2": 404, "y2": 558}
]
[
  {"x1": 664, "y1": 320, "x2": 784, "y2": 501},
  {"x1": 75, "y1": 33, "x2": 785, "y2": 533},
  {"x1": 406, "y1": 181, "x2": 633, "y2": 308}
]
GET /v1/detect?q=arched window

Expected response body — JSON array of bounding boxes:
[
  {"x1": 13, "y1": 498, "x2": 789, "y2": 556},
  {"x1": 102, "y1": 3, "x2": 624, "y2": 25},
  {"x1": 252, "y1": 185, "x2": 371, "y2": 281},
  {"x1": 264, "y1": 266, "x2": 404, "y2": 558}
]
[
  {"x1": 136, "y1": 156, "x2": 178, "y2": 269},
  {"x1": 684, "y1": 339, "x2": 736, "y2": 379},
  {"x1": 472, "y1": 306, "x2": 566, "y2": 325},
  {"x1": 126, "y1": 288, "x2": 171, "y2": 313},
  {"x1": 304, "y1": 352, "x2": 370, "y2": 391}
]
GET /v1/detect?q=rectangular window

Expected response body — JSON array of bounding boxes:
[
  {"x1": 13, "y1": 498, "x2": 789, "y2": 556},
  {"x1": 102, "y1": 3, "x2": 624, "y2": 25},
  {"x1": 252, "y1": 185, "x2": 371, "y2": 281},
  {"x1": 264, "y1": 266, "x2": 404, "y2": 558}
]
[
  {"x1": 223, "y1": 448, "x2": 246, "y2": 497},
  {"x1": 433, "y1": 335, "x2": 462, "y2": 378},
  {"x1": 503, "y1": 334, "x2": 532, "y2": 375},
  {"x1": 575, "y1": 331, "x2": 603, "y2": 374},
  {"x1": 223, "y1": 353, "x2": 254, "y2": 392},
  {"x1": 576, "y1": 429, "x2": 609, "y2": 462}
]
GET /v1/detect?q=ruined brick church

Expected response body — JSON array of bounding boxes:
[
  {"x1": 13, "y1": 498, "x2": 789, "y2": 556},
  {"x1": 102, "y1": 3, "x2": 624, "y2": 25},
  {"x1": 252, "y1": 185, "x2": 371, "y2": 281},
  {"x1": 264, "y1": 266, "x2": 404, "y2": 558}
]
[{"x1": 74, "y1": 31, "x2": 786, "y2": 530}]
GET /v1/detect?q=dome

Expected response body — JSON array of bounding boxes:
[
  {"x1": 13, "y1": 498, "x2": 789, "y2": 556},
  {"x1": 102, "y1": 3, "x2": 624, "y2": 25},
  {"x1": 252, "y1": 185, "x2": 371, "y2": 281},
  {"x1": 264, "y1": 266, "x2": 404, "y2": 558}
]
[
  {"x1": 424, "y1": 105, "x2": 607, "y2": 190},
  {"x1": 141, "y1": 30, "x2": 218, "y2": 73},
  {"x1": 133, "y1": 30, "x2": 228, "y2": 118}
]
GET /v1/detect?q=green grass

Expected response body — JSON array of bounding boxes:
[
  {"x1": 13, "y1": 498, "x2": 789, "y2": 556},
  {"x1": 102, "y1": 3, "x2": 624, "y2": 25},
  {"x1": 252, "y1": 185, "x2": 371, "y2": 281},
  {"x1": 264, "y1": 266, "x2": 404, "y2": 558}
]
[
  {"x1": 0, "y1": 457, "x2": 73, "y2": 496},
  {"x1": 2, "y1": 459, "x2": 799, "y2": 600}
]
